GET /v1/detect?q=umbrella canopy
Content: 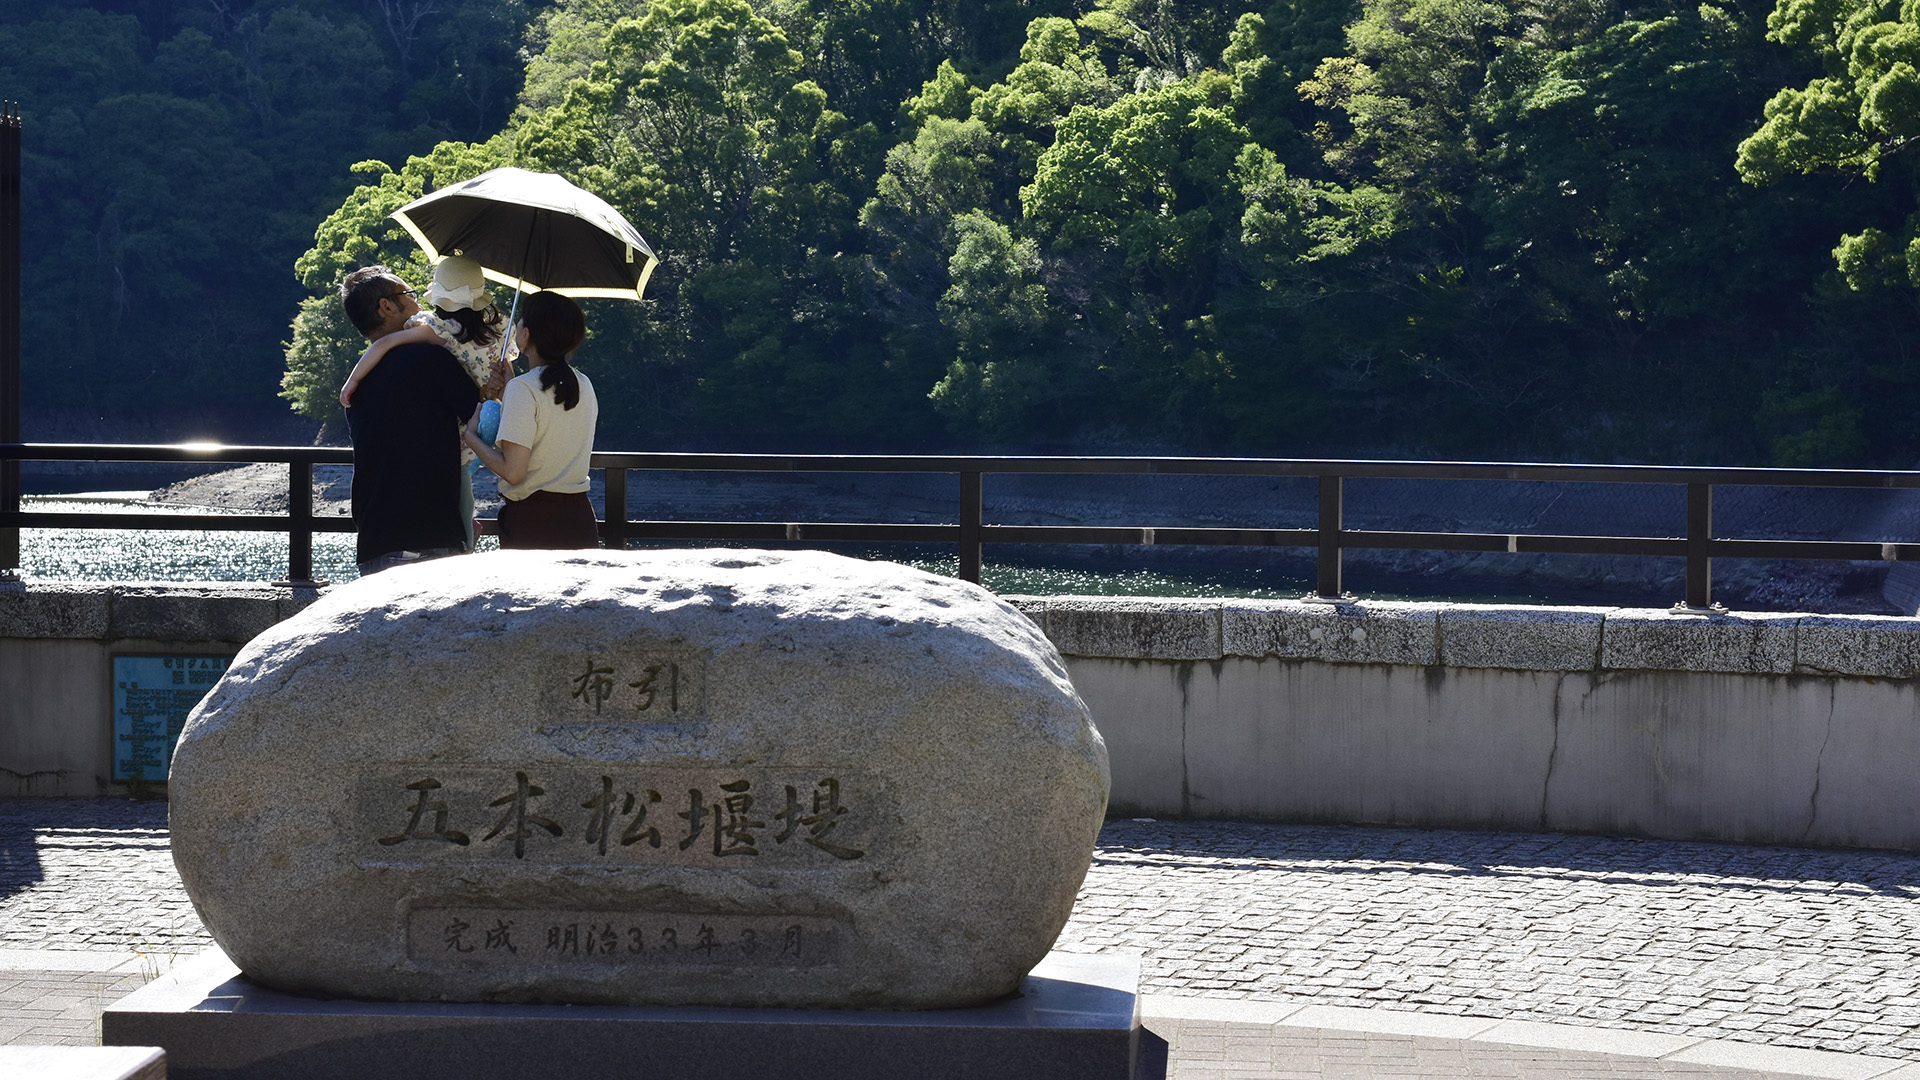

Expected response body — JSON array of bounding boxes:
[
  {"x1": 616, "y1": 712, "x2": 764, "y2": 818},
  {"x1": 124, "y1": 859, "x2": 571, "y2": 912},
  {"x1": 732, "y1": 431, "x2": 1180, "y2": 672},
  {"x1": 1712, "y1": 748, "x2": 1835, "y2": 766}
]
[{"x1": 391, "y1": 167, "x2": 658, "y2": 301}]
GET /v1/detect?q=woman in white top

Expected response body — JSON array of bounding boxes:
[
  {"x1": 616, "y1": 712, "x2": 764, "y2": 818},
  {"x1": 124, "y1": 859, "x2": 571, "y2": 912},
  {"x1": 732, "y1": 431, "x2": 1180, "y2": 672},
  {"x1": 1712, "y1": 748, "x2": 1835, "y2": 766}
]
[{"x1": 461, "y1": 290, "x2": 600, "y2": 549}]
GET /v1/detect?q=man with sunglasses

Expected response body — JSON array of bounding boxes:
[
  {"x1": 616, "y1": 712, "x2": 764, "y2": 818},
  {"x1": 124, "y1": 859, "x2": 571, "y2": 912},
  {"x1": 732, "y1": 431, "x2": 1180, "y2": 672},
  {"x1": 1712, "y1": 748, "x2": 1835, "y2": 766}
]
[{"x1": 339, "y1": 265, "x2": 481, "y2": 577}]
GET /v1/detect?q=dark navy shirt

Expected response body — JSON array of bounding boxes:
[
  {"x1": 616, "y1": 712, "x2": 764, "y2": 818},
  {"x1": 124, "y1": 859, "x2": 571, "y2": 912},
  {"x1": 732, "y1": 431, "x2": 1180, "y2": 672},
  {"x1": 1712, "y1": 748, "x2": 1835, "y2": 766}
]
[{"x1": 345, "y1": 342, "x2": 480, "y2": 563}]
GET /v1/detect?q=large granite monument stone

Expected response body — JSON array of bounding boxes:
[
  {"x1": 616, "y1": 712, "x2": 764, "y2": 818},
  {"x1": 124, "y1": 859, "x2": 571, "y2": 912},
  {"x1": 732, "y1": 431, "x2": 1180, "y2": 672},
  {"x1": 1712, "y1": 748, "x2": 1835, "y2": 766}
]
[{"x1": 164, "y1": 549, "x2": 1113, "y2": 1011}]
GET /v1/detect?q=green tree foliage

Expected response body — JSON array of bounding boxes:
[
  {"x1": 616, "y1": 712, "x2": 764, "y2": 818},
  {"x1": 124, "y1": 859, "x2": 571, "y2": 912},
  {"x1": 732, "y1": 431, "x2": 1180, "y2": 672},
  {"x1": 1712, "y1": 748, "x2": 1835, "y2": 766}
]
[
  {"x1": 1737, "y1": 0, "x2": 1920, "y2": 292},
  {"x1": 1301, "y1": 0, "x2": 1511, "y2": 230},
  {"x1": 20, "y1": 0, "x2": 1920, "y2": 463},
  {"x1": 927, "y1": 210, "x2": 1057, "y2": 438},
  {"x1": 3, "y1": 0, "x2": 536, "y2": 439},
  {"x1": 511, "y1": 0, "x2": 911, "y2": 437}
]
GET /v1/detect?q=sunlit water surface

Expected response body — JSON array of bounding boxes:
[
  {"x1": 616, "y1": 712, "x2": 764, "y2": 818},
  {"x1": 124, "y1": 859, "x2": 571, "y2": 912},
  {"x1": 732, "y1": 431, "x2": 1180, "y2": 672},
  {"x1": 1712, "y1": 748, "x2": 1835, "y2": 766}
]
[{"x1": 16, "y1": 495, "x2": 1335, "y2": 597}]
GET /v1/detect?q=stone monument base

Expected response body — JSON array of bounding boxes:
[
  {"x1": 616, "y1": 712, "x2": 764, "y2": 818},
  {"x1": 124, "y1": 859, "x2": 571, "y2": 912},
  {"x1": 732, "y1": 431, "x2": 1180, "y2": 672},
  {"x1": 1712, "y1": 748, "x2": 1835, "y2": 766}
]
[{"x1": 103, "y1": 947, "x2": 1141, "y2": 1080}]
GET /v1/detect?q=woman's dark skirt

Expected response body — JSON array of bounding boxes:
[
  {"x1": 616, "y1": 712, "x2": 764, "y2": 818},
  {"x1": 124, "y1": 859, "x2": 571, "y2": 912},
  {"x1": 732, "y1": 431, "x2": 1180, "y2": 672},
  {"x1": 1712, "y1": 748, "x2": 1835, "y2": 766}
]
[{"x1": 497, "y1": 489, "x2": 601, "y2": 550}]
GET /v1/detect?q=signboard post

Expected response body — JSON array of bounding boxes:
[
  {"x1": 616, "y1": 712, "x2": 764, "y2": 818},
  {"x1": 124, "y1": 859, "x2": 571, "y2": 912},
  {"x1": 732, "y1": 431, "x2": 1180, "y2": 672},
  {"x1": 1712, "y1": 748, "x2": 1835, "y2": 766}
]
[{"x1": 112, "y1": 655, "x2": 230, "y2": 782}]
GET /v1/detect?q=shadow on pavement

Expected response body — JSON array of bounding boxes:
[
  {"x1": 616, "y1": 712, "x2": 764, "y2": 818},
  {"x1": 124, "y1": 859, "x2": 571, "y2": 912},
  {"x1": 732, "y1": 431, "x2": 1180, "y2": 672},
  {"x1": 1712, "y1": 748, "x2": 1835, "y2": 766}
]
[
  {"x1": 1094, "y1": 818, "x2": 1920, "y2": 897},
  {"x1": 0, "y1": 816, "x2": 43, "y2": 901}
]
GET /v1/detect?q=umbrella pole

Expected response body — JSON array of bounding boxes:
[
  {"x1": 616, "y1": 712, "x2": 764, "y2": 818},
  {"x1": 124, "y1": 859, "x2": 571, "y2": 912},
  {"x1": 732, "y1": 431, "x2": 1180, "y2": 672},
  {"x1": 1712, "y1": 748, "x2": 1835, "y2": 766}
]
[
  {"x1": 499, "y1": 208, "x2": 540, "y2": 371},
  {"x1": 499, "y1": 288, "x2": 522, "y2": 371}
]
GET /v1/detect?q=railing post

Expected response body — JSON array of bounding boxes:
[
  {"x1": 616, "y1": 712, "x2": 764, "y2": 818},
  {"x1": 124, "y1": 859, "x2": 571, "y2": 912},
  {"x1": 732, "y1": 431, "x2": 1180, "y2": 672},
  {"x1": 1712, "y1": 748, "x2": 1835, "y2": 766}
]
[
  {"x1": 0, "y1": 104, "x2": 20, "y2": 579},
  {"x1": 1313, "y1": 474, "x2": 1345, "y2": 600},
  {"x1": 274, "y1": 458, "x2": 323, "y2": 587},
  {"x1": 1680, "y1": 481, "x2": 1714, "y2": 611},
  {"x1": 602, "y1": 466, "x2": 627, "y2": 550},
  {"x1": 959, "y1": 471, "x2": 983, "y2": 584}
]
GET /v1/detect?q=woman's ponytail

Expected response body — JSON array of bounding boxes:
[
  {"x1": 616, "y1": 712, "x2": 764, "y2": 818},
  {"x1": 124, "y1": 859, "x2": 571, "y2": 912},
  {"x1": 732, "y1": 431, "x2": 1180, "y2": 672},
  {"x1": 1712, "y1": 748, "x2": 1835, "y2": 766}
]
[
  {"x1": 540, "y1": 359, "x2": 581, "y2": 410},
  {"x1": 519, "y1": 291, "x2": 587, "y2": 411}
]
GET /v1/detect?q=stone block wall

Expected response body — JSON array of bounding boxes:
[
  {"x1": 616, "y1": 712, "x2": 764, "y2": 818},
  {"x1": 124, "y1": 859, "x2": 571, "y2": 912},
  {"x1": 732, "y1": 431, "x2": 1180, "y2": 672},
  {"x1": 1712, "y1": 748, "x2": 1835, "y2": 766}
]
[
  {"x1": 1007, "y1": 597, "x2": 1920, "y2": 851},
  {"x1": 9, "y1": 582, "x2": 1920, "y2": 852}
]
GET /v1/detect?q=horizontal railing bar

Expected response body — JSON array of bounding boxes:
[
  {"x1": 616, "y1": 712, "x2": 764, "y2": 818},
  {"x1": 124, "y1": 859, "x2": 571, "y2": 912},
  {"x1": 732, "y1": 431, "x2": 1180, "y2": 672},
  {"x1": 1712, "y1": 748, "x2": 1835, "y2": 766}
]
[
  {"x1": 0, "y1": 511, "x2": 356, "y2": 532},
  {"x1": 587, "y1": 451, "x2": 1920, "y2": 488},
  {"x1": 616, "y1": 525, "x2": 1920, "y2": 562},
  {"x1": 10, "y1": 442, "x2": 1920, "y2": 606},
  {"x1": 1343, "y1": 531, "x2": 1687, "y2": 556},
  {"x1": 620, "y1": 521, "x2": 958, "y2": 543},
  {"x1": 1709, "y1": 539, "x2": 1920, "y2": 561},
  {"x1": 986, "y1": 526, "x2": 1319, "y2": 546},
  {"x1": 985, "y1": 526, "x2": 1689, "y2": 556},
  {"x1": 12, "y1": 511, "x2": 1920, "y2": 564},
  {"x1": 8, "y1": 442, "x2": 1920, "y2": 490},
  {"x1": 1, "y1": 443, "x2": 356, "y2": 465},
  {"x1": 13, "y1": 508, "x2": 1920, "y2": 563}
]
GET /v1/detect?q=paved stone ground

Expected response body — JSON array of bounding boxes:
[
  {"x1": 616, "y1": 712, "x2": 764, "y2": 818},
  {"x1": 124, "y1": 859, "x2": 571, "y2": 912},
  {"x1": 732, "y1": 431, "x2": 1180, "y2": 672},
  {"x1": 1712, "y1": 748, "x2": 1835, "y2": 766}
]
[
  {"x1": 0, "y1": 971, "x2": 144, "y2": 1046},
  {"x1": 0, "y1": 799, "x2": 205, "y2": 959},
  {"x1": 1140, "y1": 1018, "x2": 1847, "y2": 1080},
  {"x1": 1059, "y1": 820, "x2": 1920, "y2": 1062},
  {"x1": 6, "y1": 799, "x2": 1920, "y2": 1077}
]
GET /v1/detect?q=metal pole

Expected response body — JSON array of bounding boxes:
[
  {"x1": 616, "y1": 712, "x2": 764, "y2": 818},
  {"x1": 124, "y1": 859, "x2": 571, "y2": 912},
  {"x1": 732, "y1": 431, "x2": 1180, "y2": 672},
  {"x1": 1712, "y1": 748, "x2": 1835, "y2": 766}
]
[
  {"x1": 1681, "y1": 482, "x2": 1714, "y2": 611},
  {"x1": 1313, "y1": 475, "x2": 1345, "y2": 599},
  {"x1": 272, "y1": 459, "x2": 325, "y2": 587},
  {"x1": 602, "y1": 466, "x2": 627, "y2": 549},
  {"x1": 959, "y1": 471, "x2": 982, "y2": 584},
  {"x1": 1, "y1": 102, "x2": 21, "y2": 579}
]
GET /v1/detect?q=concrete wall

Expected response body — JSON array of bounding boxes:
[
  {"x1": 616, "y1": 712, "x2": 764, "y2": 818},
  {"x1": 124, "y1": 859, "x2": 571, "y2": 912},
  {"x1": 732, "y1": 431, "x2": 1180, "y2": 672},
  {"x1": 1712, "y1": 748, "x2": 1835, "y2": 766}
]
[
  {"x1": 8, "y1": 581, "x2": 1920, "y2": 852},
  {"x1": 0, "y1": 583, "x2": 320, "y2": 797},
  {"x1": 1008, "y1": 597, "x2": 1920, "y2": 852}
]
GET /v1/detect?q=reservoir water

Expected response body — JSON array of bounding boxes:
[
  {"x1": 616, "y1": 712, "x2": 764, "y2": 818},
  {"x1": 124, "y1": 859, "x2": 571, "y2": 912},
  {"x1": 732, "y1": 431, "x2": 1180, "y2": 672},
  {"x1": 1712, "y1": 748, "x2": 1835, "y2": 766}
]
[
  {"x1": 11, "y1": 495, "x2": 1330, "y2": 599},
  {"x1": 18, "y1": 492, "x2": 1868, "y2": 611}
]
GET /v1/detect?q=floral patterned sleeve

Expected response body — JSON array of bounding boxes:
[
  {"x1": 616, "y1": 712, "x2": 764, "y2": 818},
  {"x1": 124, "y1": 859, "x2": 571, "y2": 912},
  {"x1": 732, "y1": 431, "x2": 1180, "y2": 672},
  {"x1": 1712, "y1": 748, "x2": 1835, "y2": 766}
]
[
  {"x1": 404, "y1": 311, "x2": 460, "y2": 349},
  {"x1": 448, "y1": 336, "x2": 513, "y2": 391},
  {"x1": 406, "y1": 310, "x2": 510, "y2": 391}
]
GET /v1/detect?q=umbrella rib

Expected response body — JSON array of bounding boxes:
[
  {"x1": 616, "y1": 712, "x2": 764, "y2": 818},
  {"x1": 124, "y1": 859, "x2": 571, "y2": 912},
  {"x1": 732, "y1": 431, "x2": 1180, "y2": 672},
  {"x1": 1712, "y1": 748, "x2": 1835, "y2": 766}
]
[
  {"x1": 516, "y1": 207, "x2": 541, "y2": 293},
  {"x1": 495, "y1": 207, "x2": 544, "y2": 368}
]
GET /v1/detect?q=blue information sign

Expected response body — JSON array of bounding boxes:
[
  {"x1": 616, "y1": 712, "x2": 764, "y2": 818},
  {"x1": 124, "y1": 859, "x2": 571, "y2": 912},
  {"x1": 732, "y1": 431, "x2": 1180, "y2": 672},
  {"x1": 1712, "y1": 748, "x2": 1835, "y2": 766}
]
[{"x1": 112, "y1": 655, "x2": 230, "y2": 782}]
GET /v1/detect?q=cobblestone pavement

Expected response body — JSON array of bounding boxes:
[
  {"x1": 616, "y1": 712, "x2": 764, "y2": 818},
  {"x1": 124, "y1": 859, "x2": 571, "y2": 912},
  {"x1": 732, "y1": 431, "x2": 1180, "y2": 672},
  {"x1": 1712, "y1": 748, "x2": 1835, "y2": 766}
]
[
  {"x1": 6, "y1": 800, "x2": 1920, "y2": 1071},
  {"x1": 0, "y1": 799, "x2": 206, "y2": 957},
  {"x1": 1059, "y1": 820, "x2": 1920, "y2": 1063}
]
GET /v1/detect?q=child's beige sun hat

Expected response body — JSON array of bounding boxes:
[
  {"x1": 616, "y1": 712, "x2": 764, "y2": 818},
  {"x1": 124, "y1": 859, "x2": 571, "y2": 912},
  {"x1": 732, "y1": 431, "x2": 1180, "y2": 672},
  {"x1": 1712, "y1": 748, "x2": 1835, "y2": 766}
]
[{"x1": 424, "y1": 254, "x2": 493, "y2": 312}]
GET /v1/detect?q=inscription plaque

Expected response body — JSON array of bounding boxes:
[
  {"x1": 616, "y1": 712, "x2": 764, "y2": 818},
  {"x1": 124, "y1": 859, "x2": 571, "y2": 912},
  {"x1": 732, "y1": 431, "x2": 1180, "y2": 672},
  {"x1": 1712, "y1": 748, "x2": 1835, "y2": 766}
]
[
  {"x1": 111, "y1": 654, "x2": 230, "y2": 782},
  {"x1": 408, "y1": 909, "x2": 840, "y2": 967}
]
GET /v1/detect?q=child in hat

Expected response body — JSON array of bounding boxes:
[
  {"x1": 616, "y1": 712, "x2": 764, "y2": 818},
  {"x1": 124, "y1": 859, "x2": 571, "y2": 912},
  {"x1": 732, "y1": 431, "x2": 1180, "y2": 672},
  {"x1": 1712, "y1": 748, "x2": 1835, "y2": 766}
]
[{"x1": 339, "y1": 254, "x2": 516, "y2": 406}]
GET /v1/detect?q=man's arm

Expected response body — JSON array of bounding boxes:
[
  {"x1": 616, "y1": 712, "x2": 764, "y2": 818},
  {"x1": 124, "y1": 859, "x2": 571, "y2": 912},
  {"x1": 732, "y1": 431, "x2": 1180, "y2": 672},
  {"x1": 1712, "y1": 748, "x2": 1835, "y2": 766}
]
[{"x1": 340, "y1": 325, "x2": 439, "y2": 407}]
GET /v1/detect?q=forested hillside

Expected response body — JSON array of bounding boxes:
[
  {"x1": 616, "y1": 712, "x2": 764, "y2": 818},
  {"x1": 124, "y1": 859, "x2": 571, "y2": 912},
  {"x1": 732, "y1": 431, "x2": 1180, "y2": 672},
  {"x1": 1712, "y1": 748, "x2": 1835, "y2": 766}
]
[
  {"x1": 2, "y1": 0, "x2": 536, "y2": 439},
  {"x1": 10, "y1": 0, "x2": 1920, "y2": 463}
]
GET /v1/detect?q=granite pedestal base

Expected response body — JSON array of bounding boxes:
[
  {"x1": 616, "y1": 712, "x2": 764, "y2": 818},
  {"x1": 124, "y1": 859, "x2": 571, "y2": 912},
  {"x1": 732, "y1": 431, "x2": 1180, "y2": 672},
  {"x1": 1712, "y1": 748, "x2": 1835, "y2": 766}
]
[{"x1": 102, "y1": 948, "x2": 1140, "y2": 1080}]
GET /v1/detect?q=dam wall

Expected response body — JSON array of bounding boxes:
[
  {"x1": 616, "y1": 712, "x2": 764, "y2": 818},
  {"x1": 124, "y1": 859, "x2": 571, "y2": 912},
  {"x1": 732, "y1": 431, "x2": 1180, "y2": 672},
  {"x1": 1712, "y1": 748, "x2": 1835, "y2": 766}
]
[
  {"x1": 0, "y1": 583, "x2": 319, "y2": 798},
  {"x1": 8, "y1": 582, "x2": 1920, "y2": 851},
  {"x1": 1011, "y1": 596, "x2": 1920, "y2": 851}
]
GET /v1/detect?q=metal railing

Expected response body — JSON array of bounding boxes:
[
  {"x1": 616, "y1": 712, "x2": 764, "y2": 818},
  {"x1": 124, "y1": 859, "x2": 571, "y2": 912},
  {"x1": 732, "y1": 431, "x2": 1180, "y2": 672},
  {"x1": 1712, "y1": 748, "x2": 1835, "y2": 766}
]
[{"x1": 5, "y1": 441, "x2": 1920, "y2": 609}]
